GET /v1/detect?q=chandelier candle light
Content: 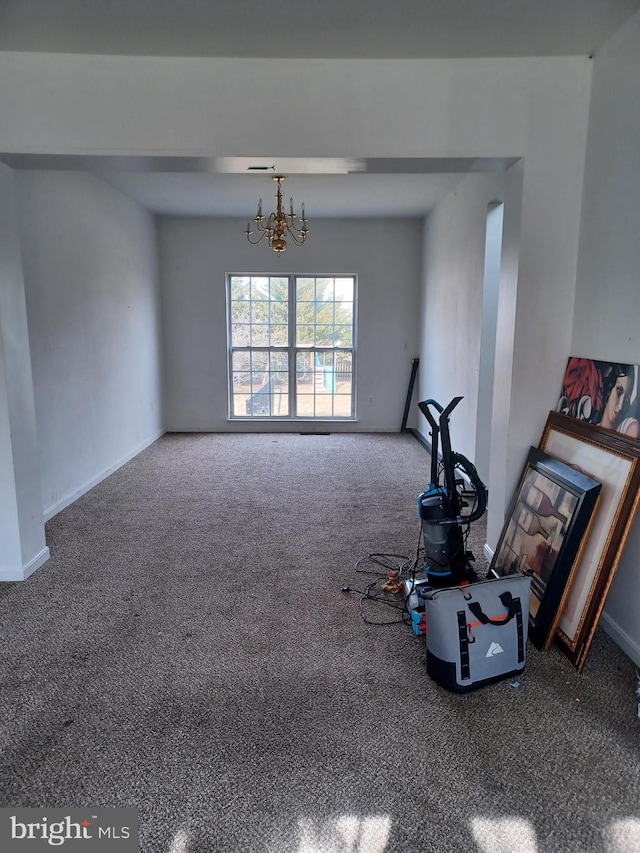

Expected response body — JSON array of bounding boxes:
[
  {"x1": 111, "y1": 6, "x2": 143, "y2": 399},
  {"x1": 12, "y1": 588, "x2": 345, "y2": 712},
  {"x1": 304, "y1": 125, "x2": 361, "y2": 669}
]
[{"x1": 245, "y1": 175, "x2": 309, "y2": 255}]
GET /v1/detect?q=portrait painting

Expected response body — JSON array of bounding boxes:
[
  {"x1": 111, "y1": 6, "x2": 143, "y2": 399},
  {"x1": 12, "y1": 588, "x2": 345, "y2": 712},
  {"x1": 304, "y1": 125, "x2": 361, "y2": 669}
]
[{"x1": 557, "y1": 357, "x2": 639, "y2": 439}]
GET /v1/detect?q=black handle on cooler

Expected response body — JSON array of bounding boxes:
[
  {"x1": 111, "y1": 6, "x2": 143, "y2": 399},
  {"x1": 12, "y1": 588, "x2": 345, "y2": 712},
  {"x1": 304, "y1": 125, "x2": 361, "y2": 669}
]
[{"x1": 467, "y1": 591, "x2": 519, "y2": 626}]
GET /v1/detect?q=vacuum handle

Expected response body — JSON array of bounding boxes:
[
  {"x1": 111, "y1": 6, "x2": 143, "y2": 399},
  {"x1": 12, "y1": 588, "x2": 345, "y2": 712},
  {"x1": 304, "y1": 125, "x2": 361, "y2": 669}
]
[
  {"x1": 417, "y1": 396, "x2": 463, "y2": 430},
  {"x1": 440, "y1": 396, "x2": 463, "y2": 422},
  {"x1": 438, "y1": 397, "x2": 463, "y2": 510},
  {"x1": 417, "y1": 399, "x2": 443, "y2": 432},
  {"x1": 417, "y1": 399, "x2": 443, "y2": 485}
]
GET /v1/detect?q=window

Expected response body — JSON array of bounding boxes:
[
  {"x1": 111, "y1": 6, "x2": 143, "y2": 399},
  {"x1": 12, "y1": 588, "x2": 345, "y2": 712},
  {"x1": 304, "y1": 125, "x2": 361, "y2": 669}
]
[{"x1": 227, "y1": 274, "x2": 356, "y2": 419}]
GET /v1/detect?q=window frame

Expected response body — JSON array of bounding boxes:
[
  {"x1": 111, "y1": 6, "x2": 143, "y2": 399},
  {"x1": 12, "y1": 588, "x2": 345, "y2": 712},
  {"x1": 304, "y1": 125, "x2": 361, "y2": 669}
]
[{"x1": 226, "y1": 273, "x2": 358, "y2": 421}]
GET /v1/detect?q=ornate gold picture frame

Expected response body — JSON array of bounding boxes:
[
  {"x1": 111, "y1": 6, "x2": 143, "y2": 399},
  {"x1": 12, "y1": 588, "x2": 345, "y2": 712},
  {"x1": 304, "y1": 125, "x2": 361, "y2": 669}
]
[{"x1": 539, "y1": 412, "x2": 640, "y2": 671}]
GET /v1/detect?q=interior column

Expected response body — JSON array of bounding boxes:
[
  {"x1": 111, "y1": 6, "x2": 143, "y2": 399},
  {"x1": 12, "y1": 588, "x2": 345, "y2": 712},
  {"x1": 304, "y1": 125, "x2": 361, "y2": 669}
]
[{"x1": 0, "y1": 163, "x2": 49, "y2": 581}]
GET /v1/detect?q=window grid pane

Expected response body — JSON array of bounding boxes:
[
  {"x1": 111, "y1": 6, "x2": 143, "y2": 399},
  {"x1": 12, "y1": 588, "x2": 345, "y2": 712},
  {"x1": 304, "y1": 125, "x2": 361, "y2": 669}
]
[
  {"x1": 228, "y1": 275, "x2": 355, "y2": 419},
  {"x1": 294, "y1": 347, "x2": 353, "y2": 419},
  {"x1": 231, "y1": 348, "x2": 289, "y2": 417}
]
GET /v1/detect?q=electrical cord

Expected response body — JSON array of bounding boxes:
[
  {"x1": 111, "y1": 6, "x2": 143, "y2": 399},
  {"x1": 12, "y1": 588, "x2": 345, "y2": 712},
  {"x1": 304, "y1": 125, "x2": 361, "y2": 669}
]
[
  {"x1": 344, "y1": 526, "x2": 424, "y2": 626},
  {"x1": 355, "y1": 550, "x2": 418, "y2": 576},
  {"x1": 353, "y1": 531, "x2": 422, "y2": 582},
  {"x1": 345, "y1": 499, "x2": 480, "y2": 627},
  {"x1": 359, "y1": 578, "x2": 409, "y2": 625},
  {"x1": 360, "y1": 592, "x2": 410, "y2": 626}
]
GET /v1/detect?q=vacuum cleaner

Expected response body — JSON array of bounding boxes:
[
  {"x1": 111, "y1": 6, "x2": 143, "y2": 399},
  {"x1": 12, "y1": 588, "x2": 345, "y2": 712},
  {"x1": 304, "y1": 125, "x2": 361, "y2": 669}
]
[{"x1": 414, "y1": 396, "x2": 487, "y2": 589}]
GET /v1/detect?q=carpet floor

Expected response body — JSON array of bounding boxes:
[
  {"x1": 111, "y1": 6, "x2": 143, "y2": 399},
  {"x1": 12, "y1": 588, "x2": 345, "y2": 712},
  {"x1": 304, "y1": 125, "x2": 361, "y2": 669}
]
[{"x1": 0, "y1": 433, "x2": 638, "y2": 852}]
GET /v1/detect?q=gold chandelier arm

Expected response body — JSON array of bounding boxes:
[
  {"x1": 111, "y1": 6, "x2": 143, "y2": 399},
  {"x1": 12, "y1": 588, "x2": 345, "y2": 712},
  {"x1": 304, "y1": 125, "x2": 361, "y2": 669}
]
[
  {"x1": 245, "y1": 227, "x2": 270, "y2": 246},
  {"x1": 246, "y1": 212, "x2": 277, "y2": 244},
  {"x1": 285, "y1": 229, "x2": 309, "y2": 247}
]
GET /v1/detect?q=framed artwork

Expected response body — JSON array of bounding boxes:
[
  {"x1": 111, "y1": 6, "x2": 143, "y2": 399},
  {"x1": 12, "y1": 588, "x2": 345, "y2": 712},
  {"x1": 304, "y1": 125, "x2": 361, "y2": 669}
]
[
  {"x1": 557, "y1": 357, "x2": 639, "y2": 439},
  {"x1": 488, "y1": 446, "x2": 601, "y2": 652},
  {"x1": 538, "y1": 411, "x2": 640, "y2": 671}
]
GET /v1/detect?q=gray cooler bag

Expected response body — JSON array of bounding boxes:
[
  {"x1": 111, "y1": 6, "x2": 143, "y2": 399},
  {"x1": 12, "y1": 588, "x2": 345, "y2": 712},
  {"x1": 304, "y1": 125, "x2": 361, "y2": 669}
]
[{"x1": 424, "y1": 574, "x2": 531, "y2": 692}]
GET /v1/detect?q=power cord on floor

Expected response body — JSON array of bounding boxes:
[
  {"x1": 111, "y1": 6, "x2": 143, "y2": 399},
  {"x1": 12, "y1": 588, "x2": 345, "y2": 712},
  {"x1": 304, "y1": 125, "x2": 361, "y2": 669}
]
[{"x1": 343, "y1": 526, "x2": 424, "y2": 626}]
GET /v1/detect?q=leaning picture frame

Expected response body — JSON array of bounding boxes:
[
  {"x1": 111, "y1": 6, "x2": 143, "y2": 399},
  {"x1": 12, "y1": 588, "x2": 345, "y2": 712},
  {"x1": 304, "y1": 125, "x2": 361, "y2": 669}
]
[
  {"x1": 488, "y1": 446, "x2": 601, "y2": 652},
  {"x1": 538, "y1": 411, "x2": 640, "y2": 671}
]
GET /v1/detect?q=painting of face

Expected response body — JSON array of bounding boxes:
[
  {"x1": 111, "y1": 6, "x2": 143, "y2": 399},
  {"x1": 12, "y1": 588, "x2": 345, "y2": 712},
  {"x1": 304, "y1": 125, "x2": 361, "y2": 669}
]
[
  {"x1": 601, "y1": 375, "x2": 630, "y2": 429},
  {"x1": 557, "y1": 358, "x2": 639, "y2": 439}
]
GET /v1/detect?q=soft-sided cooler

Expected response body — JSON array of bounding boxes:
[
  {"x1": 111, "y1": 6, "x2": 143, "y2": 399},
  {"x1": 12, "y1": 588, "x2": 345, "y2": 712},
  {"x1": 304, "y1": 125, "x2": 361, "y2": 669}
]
[{"x1": 424, "y1": 574, "x2": 530, "y2": 692}]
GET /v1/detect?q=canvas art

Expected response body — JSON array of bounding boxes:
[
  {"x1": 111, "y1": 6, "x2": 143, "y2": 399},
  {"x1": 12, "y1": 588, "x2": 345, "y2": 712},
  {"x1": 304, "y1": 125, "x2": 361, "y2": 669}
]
[
  {"x1": 557, "y1": 357, "x2": 639, "y2": 439},
  {"x1": 489, "y1": 447, "x2": 601, "y2": 651}
]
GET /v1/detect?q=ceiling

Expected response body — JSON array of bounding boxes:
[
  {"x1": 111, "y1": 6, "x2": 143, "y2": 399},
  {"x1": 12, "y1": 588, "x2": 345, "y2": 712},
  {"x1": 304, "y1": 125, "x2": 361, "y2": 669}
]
[
  {"x1": 101, "y1": 157, "x2": 523, "y2": 218},
  {"x1": 1, "y1": 0, "x2": 639, "y2": 59},
  {"x1": 100, "y1": 171, "x2": 467, "y2": 220},
  {"x1": 0, "y1": 155, "x2": 519, "y2": 218},
  {"x1": 2, "y1": 0, "x2": 638, "y2": 218}
]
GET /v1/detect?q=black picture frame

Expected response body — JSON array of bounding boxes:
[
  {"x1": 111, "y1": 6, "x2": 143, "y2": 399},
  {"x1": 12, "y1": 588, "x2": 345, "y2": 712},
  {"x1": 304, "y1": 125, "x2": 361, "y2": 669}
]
[{"x1": 488, "y1": 446, "x2": 601, "y2": 651}]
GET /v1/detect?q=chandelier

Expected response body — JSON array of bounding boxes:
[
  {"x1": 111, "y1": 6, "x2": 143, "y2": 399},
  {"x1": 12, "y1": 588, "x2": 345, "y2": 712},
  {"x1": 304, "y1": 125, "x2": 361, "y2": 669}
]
[{"x1": 245, "y1": 175, "x2": 309, "y2": 255}]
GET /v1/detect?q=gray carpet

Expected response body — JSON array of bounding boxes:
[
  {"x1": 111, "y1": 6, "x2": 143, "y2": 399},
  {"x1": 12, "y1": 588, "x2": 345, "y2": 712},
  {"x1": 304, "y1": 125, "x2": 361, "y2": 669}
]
[{"x1": 0, "y1": 433, "x2": 638, "y2": 853}]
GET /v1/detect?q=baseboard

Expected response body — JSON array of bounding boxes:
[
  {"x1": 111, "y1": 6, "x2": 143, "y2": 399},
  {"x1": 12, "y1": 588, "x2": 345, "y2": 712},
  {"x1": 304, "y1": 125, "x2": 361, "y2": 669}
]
[
  {"x1": 0, "y1": 546, "x2": 50, "y2": 582},
  {"x1": 405, "y1": 427, "x2": 432, "y2": 454},
  {"x1": 600, "y1": 613, "x2": 640, "y2": 667},
  {"x1": 43, "y1": 430, "x2": 165, "y2": 521},
  {"x1": 483, "y1": 543, "x2": 494, "y2": 562},
  {"x1": 166, "y1": 424, "x2": 401, "y2": 433}
]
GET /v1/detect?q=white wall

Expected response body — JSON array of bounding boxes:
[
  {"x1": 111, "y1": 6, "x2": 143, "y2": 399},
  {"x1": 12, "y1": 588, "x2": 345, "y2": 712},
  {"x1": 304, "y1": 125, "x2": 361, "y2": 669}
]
[
  {"x1": 476, "y1": 202, "x2": 504, "y2": 485},
  {"x1": 0, "y1": 54, "x2": 589, "y2": 160},
  {"x1": 487, "y1": 162, "x2": 525, "y2": 550},
  {"x1": 0, "y1": 54, "x2": 593, "y2": 464},
  {"x1": 418, "y1": 172, "x2": 508, "y2": 464},
  {"x1": 0, "y1": 52, "x2": 593, "y2": 588},
  {"x1": 159, "y1": 217, "x2": 423, "y2": 432},
  {"x1": 571, "y1": 12, "x2": 640, "y2": 663},
  {"x1": 16, "y1": 171, "x2": 164, "y2": 518}
]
